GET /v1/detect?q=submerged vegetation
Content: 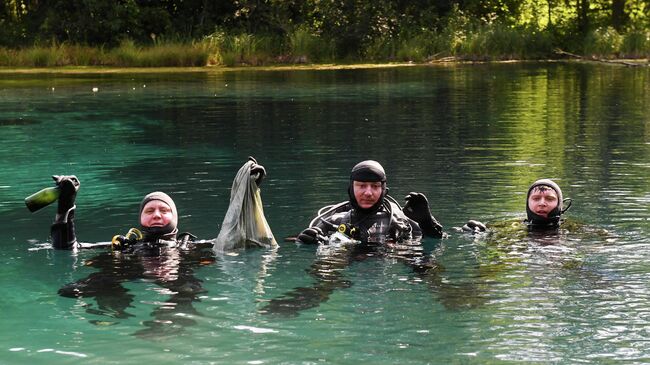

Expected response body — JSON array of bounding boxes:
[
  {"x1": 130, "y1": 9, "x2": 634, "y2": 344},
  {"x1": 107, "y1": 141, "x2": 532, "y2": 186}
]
[{"x1": 0, "y1": 1, "x2": 648, "y2": 67}]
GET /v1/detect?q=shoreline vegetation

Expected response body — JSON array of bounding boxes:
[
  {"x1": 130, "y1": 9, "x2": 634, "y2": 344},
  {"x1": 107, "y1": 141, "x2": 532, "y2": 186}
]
[
  {"x1": 1, "y1": 2, "x2": 648, "y2": 70},
  {"x1": 0, "y1": 32, "x2": 647, "y2": 71},
  {"x1": 0, "y1": 59, "x2": 647, "y2": 75}
]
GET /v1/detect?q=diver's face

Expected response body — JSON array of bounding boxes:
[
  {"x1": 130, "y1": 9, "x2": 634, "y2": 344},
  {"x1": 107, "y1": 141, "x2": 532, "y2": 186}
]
[
  {"x1": 528, "y1": 187, "x2": 559, "y2": 218},
  {"x1": 353, "y1": 180, "x2": 383, "y2": 209},
  {"x1": 140, "y1": 200, "x2": 174, "y2": 228}
]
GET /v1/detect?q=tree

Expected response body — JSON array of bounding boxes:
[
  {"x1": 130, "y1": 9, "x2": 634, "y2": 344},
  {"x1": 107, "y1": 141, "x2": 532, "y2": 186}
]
[
  {"x1": 611, "y1": 0, "x2": 628, "y2": 30},
  {"x1": 577, "y1": 0, "x2": 590, "y2": 33}
]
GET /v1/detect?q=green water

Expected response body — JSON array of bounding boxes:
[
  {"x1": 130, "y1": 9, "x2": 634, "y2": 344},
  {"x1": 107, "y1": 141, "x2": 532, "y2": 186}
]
[{"x1": 0, "y1": 63, "x2": 649, "y2": 364}]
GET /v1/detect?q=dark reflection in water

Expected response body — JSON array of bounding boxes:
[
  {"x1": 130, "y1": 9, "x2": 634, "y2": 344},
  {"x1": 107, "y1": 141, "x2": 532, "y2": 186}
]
[
  {"x1": 0, "y1": 117, "x2": 40, "y2": 126},
  {"x1": 261, "y1": 238, "x2": 489, "y2": 316},
  {"x1": 58, "y1": 243, "x2": 215, "y2": 338}
]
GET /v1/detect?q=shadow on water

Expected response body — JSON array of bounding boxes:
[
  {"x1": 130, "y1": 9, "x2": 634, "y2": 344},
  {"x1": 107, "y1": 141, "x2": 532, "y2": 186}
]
[{"x1": 0, "y1": 117, "x2": 41, "y2": 126}]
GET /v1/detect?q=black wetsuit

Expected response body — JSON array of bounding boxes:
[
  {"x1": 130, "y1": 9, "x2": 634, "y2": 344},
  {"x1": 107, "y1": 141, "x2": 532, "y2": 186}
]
[
  {"x1": 310, "y1": 197, "x2": 442, "y2": 243},
  {"x1": 261, "y1": 197, "x2": 444, "y2": 317},
  {"x1": 51, "y1": 211, "x2": 215, "y2": 338}
]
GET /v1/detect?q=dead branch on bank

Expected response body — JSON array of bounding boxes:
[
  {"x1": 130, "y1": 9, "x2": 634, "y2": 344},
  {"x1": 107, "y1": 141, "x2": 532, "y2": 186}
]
[{"x1": 554, "y1": 49, "x2": 649, "y2": 67}]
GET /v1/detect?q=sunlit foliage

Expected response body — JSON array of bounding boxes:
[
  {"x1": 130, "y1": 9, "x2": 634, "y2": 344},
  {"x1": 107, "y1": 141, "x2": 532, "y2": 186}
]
[{"x1": 0, "y1": 0, "x2": 647, "y2": 63}]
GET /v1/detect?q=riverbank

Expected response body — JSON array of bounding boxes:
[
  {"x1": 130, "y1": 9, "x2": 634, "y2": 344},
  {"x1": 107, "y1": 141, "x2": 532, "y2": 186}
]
[
  {"x1": 1, "y1": 24, "x2": 648, "y2": 70},
  {"x1": 0, "y1": 58, "x2": 647, "y2": 75}
]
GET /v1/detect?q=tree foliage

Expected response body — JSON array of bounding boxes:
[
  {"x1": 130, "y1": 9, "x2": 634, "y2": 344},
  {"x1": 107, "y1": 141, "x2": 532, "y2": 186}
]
[{"x1": 0, "y1": 0, "x2": 648, "y2": 56}]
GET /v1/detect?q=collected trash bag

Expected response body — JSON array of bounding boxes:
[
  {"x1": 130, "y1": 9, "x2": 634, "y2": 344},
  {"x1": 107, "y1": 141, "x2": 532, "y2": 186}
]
[{"x1": 214, "y1": 161, "x2": 277, "y2": 251}]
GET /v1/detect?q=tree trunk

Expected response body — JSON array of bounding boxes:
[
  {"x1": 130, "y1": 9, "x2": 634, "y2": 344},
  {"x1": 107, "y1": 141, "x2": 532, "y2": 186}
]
[
  {"x1": 611, "y1": 0, "x2": 627, "y2": 31},
  {"x1": 577, "y1": 0, "x2": 590, "y2": 34}
]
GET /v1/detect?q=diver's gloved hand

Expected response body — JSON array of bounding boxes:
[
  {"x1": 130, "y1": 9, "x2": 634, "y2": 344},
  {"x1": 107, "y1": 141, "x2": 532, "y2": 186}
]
[
  {"x1": 462, "y1": 220, "x2": 487, "y2": 234},
  {"x1": 296, "y1": 227, "x2": 326, "y2": 245},
  {"x1": 52, "y1": 175, "x2": 80, "y2": 216},
  {"x1": 389, "y1": 218, "x2": 412, "y2": 242},
  {"x1": 251, "y1": 164, "x2": 266, "y2": 186},
  {"x1": 403, "y1": 192, "x2": 442, "y2": 237},
  {"x1": 248, "y1": 156, "x2": 266, "y2": 186}
]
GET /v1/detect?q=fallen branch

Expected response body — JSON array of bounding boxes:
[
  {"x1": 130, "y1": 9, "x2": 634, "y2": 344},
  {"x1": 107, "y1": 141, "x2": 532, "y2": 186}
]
[
  {"x1": 429, "y1": 56, "x2": 459, "y2": 63},
  {"x1": 555, "y1": 49, "x2": 648, "y2": 67}
]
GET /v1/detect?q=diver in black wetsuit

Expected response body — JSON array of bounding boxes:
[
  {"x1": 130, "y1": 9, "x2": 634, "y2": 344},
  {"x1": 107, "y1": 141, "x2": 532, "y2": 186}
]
[
  {"x1": 261, "y1": 160, "x2": 446, "y2": 316},
  {"x1": 49, "y1": 160, "x2": 266, "y2": 337},
  {"x1": 296, "y1": 160, "x2": 443, "y2": 245}
]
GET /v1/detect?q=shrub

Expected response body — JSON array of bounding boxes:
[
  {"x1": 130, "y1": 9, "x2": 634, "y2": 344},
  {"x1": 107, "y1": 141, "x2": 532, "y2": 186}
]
[
  {"x1": 582, "y1": 27, "x2": 623, "y2": 58},
  {"x1": 620, "y1": 29, "x2": 650, "y2": 58}
]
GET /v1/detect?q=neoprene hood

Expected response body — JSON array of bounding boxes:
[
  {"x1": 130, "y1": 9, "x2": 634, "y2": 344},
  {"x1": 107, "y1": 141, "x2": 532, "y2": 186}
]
[
  {"x1": 348, "y1": 160, "x2": 388, "y2": 213},
  {"x1": 139, "y1": 191, "x2": 178, "y2": 240},
  {"x1": 525, "y1": 179, "x2": 565, "y2": 228}
]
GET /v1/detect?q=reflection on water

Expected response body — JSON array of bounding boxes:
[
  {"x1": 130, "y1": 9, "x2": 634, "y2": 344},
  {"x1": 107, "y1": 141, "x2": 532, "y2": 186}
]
[
  {"x1": 261, "y1": 240, "x2": 455, "y2": 317},
  {"x1": 57, "y1": 243, "x2": 215, "y2": 338},
  {"x1": 0, "y1": 63, "x2": 648, "y2": 364}
]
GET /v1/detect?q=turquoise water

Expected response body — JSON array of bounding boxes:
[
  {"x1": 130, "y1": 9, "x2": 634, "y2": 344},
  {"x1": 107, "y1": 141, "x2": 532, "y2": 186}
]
[{"x1": 0, "y1": 63, "x2": 649, "y2": 364}]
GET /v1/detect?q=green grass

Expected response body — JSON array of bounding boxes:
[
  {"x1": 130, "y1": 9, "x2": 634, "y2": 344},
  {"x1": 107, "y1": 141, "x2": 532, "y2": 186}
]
[
  {"x1": 203, "y1": 32, "x2": 280, "y2": 66},
  {"x1": 0, "y1": 25, "x2": 646, "y2": 68},
  {"x1": 0, "y1": 41, "x2": 210, "y2": 67},
  {"x1": 110, "y1": 40, "x2": 209, "y2": 67},
  {"x1": 445, "y1": 23, "x2": 555, "y2": 60},
  {"x1": 364, "y1": 30, "x2": 448, "y2": 62},
  {"x1": 620, "y1": 29, "x2": 650, "y2": 58},
  {"x1": 582, "y1": 27, "x2": 624, "y2": 58},
  {"x1": 286, "y1": 26, "x2": 337, "y2": 63}
]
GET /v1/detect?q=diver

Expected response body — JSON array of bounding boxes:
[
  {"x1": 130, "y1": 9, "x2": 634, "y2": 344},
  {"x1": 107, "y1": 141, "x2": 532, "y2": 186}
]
[
  {"x1": 261, "y1": 160, "x2": 447, "y2": 317},
  {"x1": 43, "y1": 158, "x2": 267, "y2": 337},
  {"x1": 50, "y1": 159, "x2": 266, "y2": 250},
  {"x1": 524, "y1": 178, "x2": 572, "y2": 230},
  {"x1": 296, "y1": 160, "x2": 443, "y2": 245},
  {"x1": 461, "y1": 178, "x2": 572, "y2": 234}
]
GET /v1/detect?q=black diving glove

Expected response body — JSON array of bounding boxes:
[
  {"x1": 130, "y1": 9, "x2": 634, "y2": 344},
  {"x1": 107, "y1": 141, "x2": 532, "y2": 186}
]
[
  {"x1": 248, "y1": 156, "x2": 267, "y2": 186},
  {"x1": 52, "y1": 175, "x2": 80, "y2": 218},
  {"x1": 462, "y1": 220, "x2": 487, "y2": 234},
  {"x1": 403, "y1": 192, "x2": 442, "y2": 238},
  {"x1": 296, "y1": 227, "x2": 326, "y2": 245},
  {"x1": 389, "y1": 218, "x2": 412, "y2": 242}
]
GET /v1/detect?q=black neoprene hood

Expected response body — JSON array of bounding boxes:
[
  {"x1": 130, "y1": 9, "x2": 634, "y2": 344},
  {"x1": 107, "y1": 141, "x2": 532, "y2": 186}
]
[
  {"x1": 348, "y1": 160, "x2": 388, "y2": 213},
  {"x1": 349, "y1": 160, "x2": 387, "y2": 182}
]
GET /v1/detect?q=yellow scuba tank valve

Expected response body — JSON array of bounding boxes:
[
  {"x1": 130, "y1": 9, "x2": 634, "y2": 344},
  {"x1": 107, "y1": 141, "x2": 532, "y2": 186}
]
[
  {"x1": 111, "y1": 228, "x2": 143, "y2": 250},
  {"x1": 337, "y1": 223, "x2": 358, "y2": 239}
]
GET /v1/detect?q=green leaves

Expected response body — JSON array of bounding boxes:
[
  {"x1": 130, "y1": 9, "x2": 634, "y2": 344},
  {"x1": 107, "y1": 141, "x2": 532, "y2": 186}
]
[{"x1": 0, "y1": 0, "x2": 647, "y2": 60}]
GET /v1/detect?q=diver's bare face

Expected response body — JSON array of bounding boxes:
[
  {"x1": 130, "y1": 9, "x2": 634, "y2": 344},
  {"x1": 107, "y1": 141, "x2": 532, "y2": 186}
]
[
  {"x1": 353, "y1": 181, "x2": 383, "y2": 209},
  {"x1": 140, "y1": 200, "x2": 174, "y2": 228},
  {"x1": 528, "y1": 187, "x2": 559, "y2": 218}
]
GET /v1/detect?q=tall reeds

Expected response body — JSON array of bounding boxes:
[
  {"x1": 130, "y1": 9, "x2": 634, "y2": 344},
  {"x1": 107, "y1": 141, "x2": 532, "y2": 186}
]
[
  {"x1": 620, "y1": 29, "x2": 650, "y2": 58},
  {"x1": 0, "y1": 25, "x2": 646, "y2": 68},
  {"x1": 0, "y1": 40, "x2": 210, "y2": 67},
  {"x1": 286, "y1": 26, "x2": 337, "y2": 63}
]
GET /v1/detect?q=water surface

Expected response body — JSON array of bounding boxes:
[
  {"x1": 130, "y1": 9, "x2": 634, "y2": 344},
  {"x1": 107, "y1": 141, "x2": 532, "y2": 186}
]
[{"x1": 0, "y1": 63, "x2": 649, "y2": 364}]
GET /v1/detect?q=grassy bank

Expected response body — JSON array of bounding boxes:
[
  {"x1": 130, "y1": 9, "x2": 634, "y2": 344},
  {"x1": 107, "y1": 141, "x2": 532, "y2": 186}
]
[{"x1": 1, "y1": 26, "x2": 648, "y2": 68}]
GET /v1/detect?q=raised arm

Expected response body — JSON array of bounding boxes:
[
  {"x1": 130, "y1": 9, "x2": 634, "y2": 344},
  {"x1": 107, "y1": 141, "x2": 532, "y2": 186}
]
[{"x1": 50, "y1": 175, "x2": 80, "y2": 249}]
